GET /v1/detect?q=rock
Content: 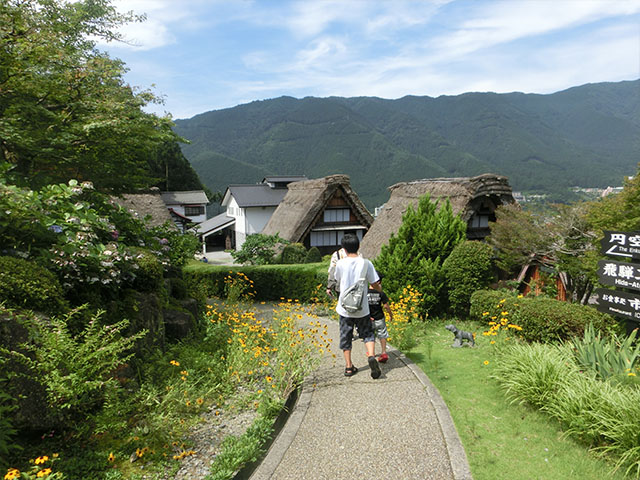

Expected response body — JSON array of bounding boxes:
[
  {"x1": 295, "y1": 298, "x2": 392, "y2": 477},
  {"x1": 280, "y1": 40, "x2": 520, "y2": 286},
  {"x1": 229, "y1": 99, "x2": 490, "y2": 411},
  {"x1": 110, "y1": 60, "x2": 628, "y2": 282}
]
[{"x1": 163, "y1": 306, "x2": 195, "y2": 340}]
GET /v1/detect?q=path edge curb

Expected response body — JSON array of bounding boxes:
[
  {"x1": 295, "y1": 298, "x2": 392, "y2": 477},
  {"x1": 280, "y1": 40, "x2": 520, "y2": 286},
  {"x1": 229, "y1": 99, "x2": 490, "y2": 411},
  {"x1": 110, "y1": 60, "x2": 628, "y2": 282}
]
[{"x1": 247, "y1": 375, "x2": 316, "y2": 480}]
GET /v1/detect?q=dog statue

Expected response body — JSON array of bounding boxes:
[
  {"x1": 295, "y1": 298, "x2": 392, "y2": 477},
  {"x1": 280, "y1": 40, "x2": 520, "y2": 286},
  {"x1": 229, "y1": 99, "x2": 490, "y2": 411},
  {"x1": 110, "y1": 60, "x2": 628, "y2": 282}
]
[{"x1": 445, "y1": 324, "x2": 475, "y2": 348}]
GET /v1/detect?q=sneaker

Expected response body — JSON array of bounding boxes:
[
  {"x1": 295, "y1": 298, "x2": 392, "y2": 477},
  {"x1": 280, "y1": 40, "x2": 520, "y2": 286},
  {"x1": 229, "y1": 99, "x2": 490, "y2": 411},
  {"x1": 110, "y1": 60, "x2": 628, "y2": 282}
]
[
  {"x1": 368, "y1": 356, "x2": 381, "y2": 379},
  {"x1": 378, "y1": 353, "x2": 389, "y2": 363}
]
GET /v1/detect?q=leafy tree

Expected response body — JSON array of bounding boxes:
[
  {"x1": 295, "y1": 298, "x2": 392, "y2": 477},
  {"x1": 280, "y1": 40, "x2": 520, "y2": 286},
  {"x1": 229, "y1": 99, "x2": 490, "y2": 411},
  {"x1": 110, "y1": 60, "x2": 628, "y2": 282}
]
[
  {"x1": 486, "y1": 203, "x2": 554, "y2": 274},
  {"x1": 443, "y1": 240, "x2": 494, "y2": 316},
  {"x1": 230, "y1": 233, "x2": 288, "y2": 266},
  {"x1": 373, "y1": 194, "x2": 466, "y2": 316},
  {"x1": 488, "y1": 202, "x2": 597, "y2": 303},
  {"x1": 587, "y1": 164, "x2": 640, "y2": 232},
  {"x1": 149, "y1": 140, "x2": 207, "y2": 192},
  {"x1": 0, "y1": 0, "x2": 181, "y2": 192}
]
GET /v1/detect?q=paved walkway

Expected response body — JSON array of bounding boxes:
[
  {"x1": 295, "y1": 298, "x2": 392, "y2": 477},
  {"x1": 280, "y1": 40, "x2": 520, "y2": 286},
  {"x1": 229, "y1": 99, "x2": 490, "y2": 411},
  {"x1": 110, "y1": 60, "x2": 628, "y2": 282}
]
[{"x1": 250, "y1": 314, "x2": 473, "y2": 480}]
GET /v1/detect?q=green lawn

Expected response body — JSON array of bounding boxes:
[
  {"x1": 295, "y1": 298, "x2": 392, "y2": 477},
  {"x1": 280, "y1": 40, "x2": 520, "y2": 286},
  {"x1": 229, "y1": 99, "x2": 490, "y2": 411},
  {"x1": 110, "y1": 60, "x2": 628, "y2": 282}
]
[{"x1": 407, "y1": 320, "x2": 627, "y2": 480}]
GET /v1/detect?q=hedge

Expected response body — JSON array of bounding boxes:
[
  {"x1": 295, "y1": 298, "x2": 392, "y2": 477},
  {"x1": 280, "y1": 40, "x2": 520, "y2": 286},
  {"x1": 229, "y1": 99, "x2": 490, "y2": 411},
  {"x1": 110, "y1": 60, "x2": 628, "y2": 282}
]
[
  {"x1": 470, "y1": 289, "x2": 619, "y2": 343},
  {"x1": 183, "y1": 262, "x2": 328, "y2": 302}
]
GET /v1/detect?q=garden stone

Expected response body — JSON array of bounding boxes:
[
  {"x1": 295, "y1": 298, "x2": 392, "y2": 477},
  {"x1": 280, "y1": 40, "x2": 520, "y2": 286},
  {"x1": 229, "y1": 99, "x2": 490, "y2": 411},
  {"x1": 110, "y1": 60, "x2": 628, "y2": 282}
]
[{"x1": 163, "y1": 306, "x2": 195, "y2": 340}]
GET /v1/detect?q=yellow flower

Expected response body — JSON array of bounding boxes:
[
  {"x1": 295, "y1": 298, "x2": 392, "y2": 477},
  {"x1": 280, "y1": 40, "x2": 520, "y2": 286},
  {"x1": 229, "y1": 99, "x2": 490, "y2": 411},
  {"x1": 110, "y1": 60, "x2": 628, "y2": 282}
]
[
  {"x1": 197, "y1": 397, "x2": 204, "y2": 405},
  {"x1": 266, "y1": 376, "x2": 273, "y2": 383},
  {"x1": 483, "y1": 360, "x2": 490, "y2": 365},
  {"x1": 629, "y1": 372, "x2": 637, "y2": 377},
  {"x1": 4, "y1": 468, "x2": 20, "y2": 480},
  {"x1": 34, "y1": 456, "x2": 49, "y2": 465},
  {"x1": 108, "y1": 452, "x2": 115, "y2": 462},
  {"x1": 170, "y1": 360, "x2": 180, "y2": 366},
  {"x1": 37, "y1": 468, "x2": 52, "y2": 478},
  {"x1": 490, "y1": 340, "x2": 495, "y2": 344}
]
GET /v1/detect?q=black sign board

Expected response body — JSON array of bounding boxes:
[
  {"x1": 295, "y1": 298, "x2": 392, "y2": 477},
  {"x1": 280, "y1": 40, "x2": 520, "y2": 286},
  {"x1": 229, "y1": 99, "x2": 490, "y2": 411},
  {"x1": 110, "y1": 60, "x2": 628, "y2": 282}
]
[
  {"x1": 597, "y1": 259, "x2": 640, "y2": 292},
  {"x1": 595, "y1": 287, "x2": 640, "y2": 321},
  {"x1": 600, "y1": 230, "x2": 640, "y2": 260}
]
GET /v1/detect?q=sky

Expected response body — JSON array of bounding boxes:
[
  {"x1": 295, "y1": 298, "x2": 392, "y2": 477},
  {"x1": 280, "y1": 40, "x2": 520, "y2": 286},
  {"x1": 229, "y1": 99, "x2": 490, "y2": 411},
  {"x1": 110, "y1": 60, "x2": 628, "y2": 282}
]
[{"x1": 100, "y1": 0, "x2": 640, "y2": 120}]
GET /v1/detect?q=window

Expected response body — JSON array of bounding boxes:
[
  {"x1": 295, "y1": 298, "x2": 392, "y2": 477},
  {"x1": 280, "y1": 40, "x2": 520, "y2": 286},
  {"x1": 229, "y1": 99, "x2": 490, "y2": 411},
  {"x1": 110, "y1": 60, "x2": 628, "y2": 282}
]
[
  {"x1": 323, "y1": 208, "x2": 350, "y2": 223},
  {"x1": 185, "y1": 205, "x2": 205, "y2": 216},
  {"x1": 310, "y1": 231, "x2": 338, "y2": 247},
  {"x1": 310, "y1": 229, "x2": 363, "y2": 247},
  {"x1": 469, "y1": 214, "x2": 489, "y2": 228}
]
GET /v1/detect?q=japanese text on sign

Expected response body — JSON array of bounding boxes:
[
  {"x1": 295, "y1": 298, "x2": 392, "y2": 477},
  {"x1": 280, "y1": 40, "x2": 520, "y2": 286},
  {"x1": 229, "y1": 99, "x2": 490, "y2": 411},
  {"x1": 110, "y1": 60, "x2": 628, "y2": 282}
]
[
  {"x1": 601, "y1": 230, "x2": 640, "y2": 259},
  {"x1": 597, "y1": 259, "x2": 640, "y2": 291}
]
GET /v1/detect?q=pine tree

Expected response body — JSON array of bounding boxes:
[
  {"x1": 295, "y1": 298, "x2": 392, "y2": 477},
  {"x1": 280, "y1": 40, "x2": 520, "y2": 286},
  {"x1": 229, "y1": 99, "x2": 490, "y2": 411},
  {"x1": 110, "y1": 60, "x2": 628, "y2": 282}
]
[{"x1": 373, "y1": 194, "x2": 466, "y2": 316}]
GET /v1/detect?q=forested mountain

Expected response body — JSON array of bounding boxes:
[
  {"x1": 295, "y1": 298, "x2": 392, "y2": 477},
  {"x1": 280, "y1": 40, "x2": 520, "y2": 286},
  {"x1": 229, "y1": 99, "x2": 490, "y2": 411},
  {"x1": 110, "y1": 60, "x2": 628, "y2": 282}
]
[{"x1": 174, "y1": 80, "x2": 640, "y2": 209}]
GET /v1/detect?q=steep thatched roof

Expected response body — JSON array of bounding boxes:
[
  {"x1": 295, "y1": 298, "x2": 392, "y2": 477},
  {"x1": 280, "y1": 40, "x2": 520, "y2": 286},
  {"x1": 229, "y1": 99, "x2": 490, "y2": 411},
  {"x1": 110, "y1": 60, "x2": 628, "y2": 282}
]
[
  {"x1": 112, "y1": 188, "x2": 177, "y2": 229},
  {"x1": 262, "y1": 174, "x2": 373, "y2": 242},
  {"x1": 359, "y1": 173, "x2": 514, "y2": 259}
]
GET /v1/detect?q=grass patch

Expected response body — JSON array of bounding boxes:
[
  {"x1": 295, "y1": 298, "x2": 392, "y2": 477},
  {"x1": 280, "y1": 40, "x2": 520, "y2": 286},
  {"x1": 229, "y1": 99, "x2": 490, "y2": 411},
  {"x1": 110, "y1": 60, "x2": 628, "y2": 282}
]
[{"x1": 407, "y1": 320, "x2": 626, "y2": 480}]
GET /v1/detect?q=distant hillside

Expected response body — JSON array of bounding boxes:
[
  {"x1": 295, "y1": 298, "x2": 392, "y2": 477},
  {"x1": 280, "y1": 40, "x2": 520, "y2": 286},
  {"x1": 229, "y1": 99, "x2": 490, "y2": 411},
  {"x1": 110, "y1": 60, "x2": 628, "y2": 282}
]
[{"x1": 174, "y1": 80, "x2": 640, "y2": 210}]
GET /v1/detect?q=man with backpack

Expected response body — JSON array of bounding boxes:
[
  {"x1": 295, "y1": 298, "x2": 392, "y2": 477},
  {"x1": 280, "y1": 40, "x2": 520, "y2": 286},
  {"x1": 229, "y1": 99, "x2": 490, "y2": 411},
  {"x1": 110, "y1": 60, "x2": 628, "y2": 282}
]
[{"x1": 334, "y1": 233, "x2": 382, "y2": 379}]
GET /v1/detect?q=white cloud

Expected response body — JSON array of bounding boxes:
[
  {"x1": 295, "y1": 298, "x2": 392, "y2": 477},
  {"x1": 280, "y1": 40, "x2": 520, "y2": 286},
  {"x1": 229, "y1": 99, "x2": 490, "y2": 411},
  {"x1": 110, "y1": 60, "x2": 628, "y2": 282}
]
[{"x1": 431, "y1": 0, "x2": 640, "y2": 58}]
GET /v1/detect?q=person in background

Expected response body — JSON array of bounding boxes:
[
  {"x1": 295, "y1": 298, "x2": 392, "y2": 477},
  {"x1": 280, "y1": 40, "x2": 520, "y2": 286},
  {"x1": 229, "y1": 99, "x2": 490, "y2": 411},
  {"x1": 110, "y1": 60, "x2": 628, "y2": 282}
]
[{"x1": 368, "y1": 272, "x2": 393, "y2": 363}]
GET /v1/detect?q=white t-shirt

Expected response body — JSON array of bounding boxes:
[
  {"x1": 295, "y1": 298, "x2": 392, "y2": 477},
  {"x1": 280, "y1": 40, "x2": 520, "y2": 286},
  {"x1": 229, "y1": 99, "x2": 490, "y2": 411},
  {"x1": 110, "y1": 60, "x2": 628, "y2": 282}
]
[{"x1": 335, "y1": 256, "x2": 379, "y2": 318}]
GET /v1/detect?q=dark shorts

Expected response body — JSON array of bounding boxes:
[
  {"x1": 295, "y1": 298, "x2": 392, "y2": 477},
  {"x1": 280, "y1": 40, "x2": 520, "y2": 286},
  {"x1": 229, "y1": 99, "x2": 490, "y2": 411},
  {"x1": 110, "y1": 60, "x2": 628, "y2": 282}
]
[{"x1": 339, "y1": 315, "x2": 375, "y2": 350}]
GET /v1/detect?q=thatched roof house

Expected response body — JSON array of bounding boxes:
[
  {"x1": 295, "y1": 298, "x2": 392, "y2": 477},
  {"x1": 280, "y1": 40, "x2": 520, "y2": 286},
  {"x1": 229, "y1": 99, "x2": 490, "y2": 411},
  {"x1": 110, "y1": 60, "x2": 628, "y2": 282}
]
[
  {"x1": 262, "y1": 174, "x2": 373, "y2": 256},
  {"x1": 112, "y1": 188, "x2": 178, "y2": 230},
  {"x1": 359, "y1": 173, "x2": 514, "y2": 259}
]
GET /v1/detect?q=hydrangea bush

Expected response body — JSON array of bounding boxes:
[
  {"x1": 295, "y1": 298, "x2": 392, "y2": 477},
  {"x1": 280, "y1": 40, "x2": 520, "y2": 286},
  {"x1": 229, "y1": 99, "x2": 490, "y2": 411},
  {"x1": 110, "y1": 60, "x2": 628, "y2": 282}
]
[{"x1": 0, "y1": 177, "x2": 198, "y2": 302}]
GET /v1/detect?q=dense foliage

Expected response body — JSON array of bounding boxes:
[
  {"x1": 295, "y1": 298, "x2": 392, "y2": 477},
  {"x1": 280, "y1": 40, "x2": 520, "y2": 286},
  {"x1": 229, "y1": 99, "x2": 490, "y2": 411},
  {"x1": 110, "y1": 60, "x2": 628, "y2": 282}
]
[
  {"x1": 493, "y1": 342, "x2": 640, "y2": 476},
  {"x1": 374, "y1": 194, "x2": 466, "y2": 316},
  {"x1": 230, "y1": 233, "x2": 288, "y2": 265},
  {"x1": 0, "y1": 178, "x2": 197, "y2": 308},
  {"x1": 174, "y1": 81, "x2": 639, "y2": 209},
  {"x1": 184, "y1": 263, "x2": 328, "y2": 303},
  {"x1": 443, "y1": 240, "x2": 495, "y2": 316},
  {"x1": 0, "y1": 256, "x2": 68, "y2": 315},
  {"x1": 0, "y1": 0, "x2": 202, "y2": 193},
  {"x1": 488, "y1": 201, "x2": 597, "y2": 303},
  {"x1": 470, "y1": 289, "x2": 619, "y2": 343},
  {"x1": 279, "y1": 243, "x2": 307, "y2": 264}
]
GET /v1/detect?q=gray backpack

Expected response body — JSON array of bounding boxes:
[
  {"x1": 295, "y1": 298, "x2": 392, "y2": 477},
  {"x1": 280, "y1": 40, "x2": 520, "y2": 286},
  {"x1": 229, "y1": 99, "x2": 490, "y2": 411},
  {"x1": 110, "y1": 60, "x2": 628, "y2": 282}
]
[{"x1": 340, "y1": 261, "x2": 368, "y2": 314}]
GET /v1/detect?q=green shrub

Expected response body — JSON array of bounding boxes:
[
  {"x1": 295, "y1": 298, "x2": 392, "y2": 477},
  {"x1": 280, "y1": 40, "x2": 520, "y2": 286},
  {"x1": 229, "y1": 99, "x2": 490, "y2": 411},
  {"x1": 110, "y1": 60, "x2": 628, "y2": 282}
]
[
  {"x1": 305, "y1": 247, "x2": 322, "y2": 263},
  {"x1": 1, "y1": 306, "x2": 146, "y2": 432},
  {"x1": 0, "y1": 256, "x2": 68, "y2": 314},
  {"x1": 572, "y1": 324, "x2": 640, "y2": 381},
  {"x1": 231, "y1": 233, "x2": 287, "y2": 265},
  {"x1": 493, "y1": 342, "x2": 640, "y2": 476},
  {"x1": 443, "y1": 240, "x2": 494, "y2": 316},
  {"x1": 470, "y1": 289, "x2": 619, "y2": 343},
  {"x1": 279, "y1": 243, "x2": 307, "y2": 264},
  {"x1": 184, "y1": 263, "x2": 327, "y2": 302},
  {"x1": 129, "y1": 247, "x2": 164, "y2": 292},
  {"x1": 374, "y1": 194, "x2": 466, "y2": 316},
  {"x1": 169, "y1": 277, "x2": 188, "y2": 300}
]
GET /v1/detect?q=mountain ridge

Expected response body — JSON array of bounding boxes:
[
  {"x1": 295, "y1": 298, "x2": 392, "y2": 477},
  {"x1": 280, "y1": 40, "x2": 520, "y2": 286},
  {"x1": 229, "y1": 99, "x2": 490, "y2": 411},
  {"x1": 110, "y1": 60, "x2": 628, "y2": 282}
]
[{"x1": 174, "y1": 79, "x2": 640, "y2": 209}]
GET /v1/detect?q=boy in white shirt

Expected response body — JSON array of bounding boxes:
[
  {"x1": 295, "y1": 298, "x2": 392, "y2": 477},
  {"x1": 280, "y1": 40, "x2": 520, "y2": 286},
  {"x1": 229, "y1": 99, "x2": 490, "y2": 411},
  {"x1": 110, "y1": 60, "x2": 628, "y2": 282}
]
[{"x1": 334, "y1": 234, "x2": 382, "y2": 379}]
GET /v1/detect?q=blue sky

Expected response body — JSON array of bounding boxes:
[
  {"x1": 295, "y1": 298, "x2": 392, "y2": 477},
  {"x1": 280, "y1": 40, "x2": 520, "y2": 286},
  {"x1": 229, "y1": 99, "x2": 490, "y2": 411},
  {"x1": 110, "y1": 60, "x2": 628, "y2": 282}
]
[{"x1": 100, "y1": 0, "x2": 640, "y2": 120}]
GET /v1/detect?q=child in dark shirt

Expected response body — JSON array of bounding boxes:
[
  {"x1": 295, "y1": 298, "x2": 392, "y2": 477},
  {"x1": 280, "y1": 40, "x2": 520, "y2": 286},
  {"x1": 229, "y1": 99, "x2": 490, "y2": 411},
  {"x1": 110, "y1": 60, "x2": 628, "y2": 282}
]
[{"x1": 367, "y1": 273, "x2": 393, "y2": 363}]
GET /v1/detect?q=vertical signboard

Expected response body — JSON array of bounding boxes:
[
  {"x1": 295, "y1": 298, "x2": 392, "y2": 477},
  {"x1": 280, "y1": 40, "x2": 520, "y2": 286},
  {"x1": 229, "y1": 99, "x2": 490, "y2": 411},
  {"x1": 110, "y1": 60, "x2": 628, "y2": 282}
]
[{"x1": 596, "y1": 231, "x2": 640, "y2": 323}]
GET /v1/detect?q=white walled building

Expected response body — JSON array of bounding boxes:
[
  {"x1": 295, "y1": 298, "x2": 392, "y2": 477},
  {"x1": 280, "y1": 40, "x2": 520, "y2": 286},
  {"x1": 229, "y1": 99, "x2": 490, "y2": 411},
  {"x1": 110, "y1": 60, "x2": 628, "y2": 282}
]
[{"x1": 199, "y1": 176, "x2": 307, "y2": 251}]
